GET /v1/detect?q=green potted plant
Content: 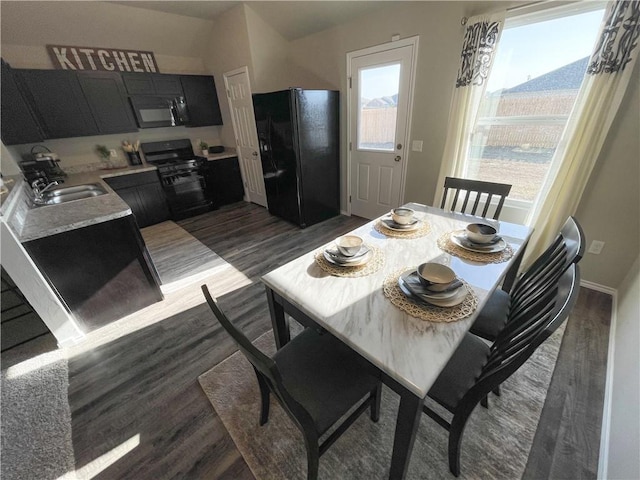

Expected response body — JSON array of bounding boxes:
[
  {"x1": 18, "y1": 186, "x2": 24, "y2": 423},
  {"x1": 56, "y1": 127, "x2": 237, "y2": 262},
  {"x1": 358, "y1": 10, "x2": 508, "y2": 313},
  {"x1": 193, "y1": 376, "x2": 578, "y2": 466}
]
[
  {"x1": 96, "y1": 144, "x2": 113, "y2": 168},
  {"x1": 199, "y1": 141, "x2": 209, "y2": 156}
]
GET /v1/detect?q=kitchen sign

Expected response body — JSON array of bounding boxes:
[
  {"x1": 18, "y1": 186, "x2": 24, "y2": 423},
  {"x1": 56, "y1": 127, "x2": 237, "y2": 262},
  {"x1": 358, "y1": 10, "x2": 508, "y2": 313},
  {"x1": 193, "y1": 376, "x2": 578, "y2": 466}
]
[{"x1": 46, "y1": 45, "x2": 159, "y2": 73}]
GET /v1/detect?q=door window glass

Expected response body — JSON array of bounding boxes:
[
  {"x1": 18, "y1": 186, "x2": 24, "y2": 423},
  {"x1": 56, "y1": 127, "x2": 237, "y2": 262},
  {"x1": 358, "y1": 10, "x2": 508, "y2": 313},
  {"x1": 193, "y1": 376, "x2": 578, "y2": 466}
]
[{"x1": 358, "y1": 64, "x2": 400, "y2": 151}]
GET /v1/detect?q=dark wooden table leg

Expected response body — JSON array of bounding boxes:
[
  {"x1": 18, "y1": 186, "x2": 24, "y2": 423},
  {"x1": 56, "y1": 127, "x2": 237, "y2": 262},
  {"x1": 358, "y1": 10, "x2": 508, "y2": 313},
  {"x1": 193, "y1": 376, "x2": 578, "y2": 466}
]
[
  {"x1": 265, "y1": 286, "x2": 289, "y2": 349},
  {"x1": 388, "y1": 390, "x2": 423, "y2": 479}
]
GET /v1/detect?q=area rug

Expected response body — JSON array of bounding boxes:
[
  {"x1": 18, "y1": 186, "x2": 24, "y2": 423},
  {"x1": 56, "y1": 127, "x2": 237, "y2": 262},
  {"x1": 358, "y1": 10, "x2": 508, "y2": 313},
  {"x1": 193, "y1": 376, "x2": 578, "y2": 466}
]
[
  {"x1": 1, "y1": 347, "x2": 77, "y2": 480},
  {"x1": 199, "y1": 324, "x2": 566, "y2": 479},
  {"x1": 141, "y1": 221, "x2": 228, "y2": 293}
]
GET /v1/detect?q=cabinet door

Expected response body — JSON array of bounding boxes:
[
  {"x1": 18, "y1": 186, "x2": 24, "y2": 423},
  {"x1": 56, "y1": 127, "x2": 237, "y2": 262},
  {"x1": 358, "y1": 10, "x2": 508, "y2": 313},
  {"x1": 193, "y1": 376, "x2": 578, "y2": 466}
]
[
  {"x1": 180, "y1": 75, "x2": 223, "y2": 126},
  {"x1": 205, "y1": 157, "x2": 245, "y2": 207},
  {"x1": 115, "y1": 186, "x2": 147, "y2": 226},
  {"x1": 18, "y1": 69, "x2": 98, "y2": 138},
  {"x1": 1, "y1": 60, "x2": 44, "y2": 145},
  {"x1": 152, "y1": 74, "x2": 183, "y2": 96},
  {"x1": 78, "y1": 72, "x2": 138, "y2": 134},
  {"x1": 122, "y1": 72, "x2": 154, "y2": 95},
  {"x1": 138, "y1": 182, "x2": 170, "y2": 226}
]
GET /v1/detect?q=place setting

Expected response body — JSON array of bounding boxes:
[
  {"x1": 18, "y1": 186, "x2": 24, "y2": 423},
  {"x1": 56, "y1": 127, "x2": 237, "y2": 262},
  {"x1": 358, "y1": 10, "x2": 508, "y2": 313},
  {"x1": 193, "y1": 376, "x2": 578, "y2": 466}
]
[
  {"x1": 374, "y1": 207, "x2": 431, "y2": 239},
  {"x1": 383, "y1": 262, "x2": 478, "y2": 323},
  {"x1": 437, "y1": 221, "x2": 514, "y2": 263},
  {"x1": 314, "y1": 234, "x2": 384, "y2": 277}
]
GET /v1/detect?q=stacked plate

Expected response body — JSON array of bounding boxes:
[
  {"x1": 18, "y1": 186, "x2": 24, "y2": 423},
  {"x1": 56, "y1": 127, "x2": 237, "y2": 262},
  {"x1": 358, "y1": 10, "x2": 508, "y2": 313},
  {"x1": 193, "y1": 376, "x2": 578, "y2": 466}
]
[
  {"x1": 451, "y1": 232, "x2": 507, "y2": 253},
  {"x1": 398, "y1": 270, "x2": 467, "y2": 307},
  {"x1": 380, "y1": 216, "x2": 421, "y2": 232},
  {"x1": 323, "y1": 244, "x2": 372, "y2": 267}
]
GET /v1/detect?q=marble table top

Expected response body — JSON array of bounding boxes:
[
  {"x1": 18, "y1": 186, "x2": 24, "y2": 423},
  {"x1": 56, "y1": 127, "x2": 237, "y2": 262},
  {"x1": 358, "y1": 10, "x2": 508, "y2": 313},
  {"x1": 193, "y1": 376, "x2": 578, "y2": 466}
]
[{"x1": 262, "y1": 203, "x2": 532, "y2": 398}]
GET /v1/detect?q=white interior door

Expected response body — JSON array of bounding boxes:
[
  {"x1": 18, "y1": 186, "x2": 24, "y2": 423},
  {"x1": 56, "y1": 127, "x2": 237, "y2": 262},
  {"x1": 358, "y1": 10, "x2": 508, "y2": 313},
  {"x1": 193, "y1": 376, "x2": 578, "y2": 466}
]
[
  {"x1": 223, "y1": 67, "x2": 267, "y2": 208},
  {"x1": 347, "y1": 38, "x2": 418, "y2": 219}
]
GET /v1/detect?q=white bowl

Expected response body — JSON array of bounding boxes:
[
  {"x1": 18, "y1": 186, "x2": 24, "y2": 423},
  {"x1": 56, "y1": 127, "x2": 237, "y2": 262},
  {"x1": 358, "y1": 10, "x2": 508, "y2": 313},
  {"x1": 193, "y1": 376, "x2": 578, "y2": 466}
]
[
  {"x1": 335, "y1": 235, "x2": 364, "y2": 257},
  {"x1": 391, "y1": 208, "x2": 415, "y2": 225},
  {"x1": 417, "y1": 263, "x2": 456, "y2": 288},
  {"x1": 465, "y1": 223, "x2": 497, "y2": 244}
]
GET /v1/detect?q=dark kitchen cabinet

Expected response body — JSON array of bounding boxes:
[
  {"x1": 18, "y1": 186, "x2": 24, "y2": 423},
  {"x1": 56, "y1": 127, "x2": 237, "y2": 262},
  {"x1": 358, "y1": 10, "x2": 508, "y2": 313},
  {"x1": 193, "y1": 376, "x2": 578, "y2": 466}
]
[
  {"x1": 104, "y1": 171, "x2": 170, "y2": 228},
  {"x1": 78, "y1": 71, "x2": 138, "y2": 134},
  {"x1": 1, "y1": 60, "x2": 44, "y2": 145},
  {"x1": 122, "y1": 72, "x2": 183, "y2": 96},
  {"x1": 18, "y1": 69, "x2": 99, "y2": 138},
  {"x1": 180, "y1": 75, "x2": 223, "y2": 126},
  {"x1": 202, "y1": 157, "x2": 245, "y2": 207},
  {"x1": 23, "y1": 215, "x2": 163, "y2": 333}
]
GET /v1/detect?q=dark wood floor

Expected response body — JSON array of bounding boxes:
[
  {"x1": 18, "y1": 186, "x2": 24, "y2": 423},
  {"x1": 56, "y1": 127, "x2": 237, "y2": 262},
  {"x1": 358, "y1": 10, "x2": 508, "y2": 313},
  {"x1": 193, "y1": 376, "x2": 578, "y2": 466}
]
[{"x1": 2, "y1": 202, "x2": 611, "y2": 479}]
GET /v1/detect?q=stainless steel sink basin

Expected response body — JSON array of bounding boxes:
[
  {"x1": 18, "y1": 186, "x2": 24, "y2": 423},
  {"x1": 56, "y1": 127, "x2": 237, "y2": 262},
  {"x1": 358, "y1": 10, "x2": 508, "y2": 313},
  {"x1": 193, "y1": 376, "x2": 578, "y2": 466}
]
[
  {"x1": 47, "y1": 183, "x2": 106, "y2": 196},
  {"x1": 33, "y1": 183, "x2": 108, "y2": 206},
  {"x1": 42, "y1": 190, "x2": 106, "y2": 204}
]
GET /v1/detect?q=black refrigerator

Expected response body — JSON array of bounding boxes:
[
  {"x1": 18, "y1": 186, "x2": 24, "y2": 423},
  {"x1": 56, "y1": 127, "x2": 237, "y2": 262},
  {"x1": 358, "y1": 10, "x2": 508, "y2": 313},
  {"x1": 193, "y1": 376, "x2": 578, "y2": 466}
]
[{"x1": 253, "y1": 88, "x2": 340, "y2": 228}]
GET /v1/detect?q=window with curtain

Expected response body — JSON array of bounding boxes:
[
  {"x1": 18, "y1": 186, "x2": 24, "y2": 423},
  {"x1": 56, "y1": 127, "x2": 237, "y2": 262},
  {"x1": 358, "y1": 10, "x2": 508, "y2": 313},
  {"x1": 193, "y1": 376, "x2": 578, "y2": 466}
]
[{"x1": 462, "y1": 4, "x2": 605, "y2": 207}]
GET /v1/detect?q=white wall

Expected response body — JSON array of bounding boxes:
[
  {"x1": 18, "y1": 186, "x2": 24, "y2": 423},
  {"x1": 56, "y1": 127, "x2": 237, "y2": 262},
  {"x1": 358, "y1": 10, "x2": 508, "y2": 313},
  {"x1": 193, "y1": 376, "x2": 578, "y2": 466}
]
[{"x1": 604, "y1": 257, "x2": 640, "y2": 479}]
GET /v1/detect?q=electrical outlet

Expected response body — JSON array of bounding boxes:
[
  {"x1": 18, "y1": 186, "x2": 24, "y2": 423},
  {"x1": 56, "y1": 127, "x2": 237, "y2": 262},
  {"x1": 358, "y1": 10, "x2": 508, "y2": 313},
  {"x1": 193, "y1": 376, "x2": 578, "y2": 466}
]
[
  {"x1": 411, "y1": 140, "x2": 423, "y2": 152},
  {"x1": 109, "y1": 149, "x2": 118, "y2": 158},
  {"x1": 588, "y1": 240, "x2": 605, "y2": 255}
]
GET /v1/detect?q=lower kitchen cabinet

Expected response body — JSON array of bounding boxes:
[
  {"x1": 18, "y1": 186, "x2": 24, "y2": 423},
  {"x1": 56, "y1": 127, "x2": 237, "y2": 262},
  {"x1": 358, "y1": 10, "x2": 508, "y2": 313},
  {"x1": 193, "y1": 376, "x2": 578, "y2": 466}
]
[
  {"x1": 23, "y1": 215, "x2": 163, "y2": 333},
  {"x1": 202, "y1": 157, "x2": 245, "y2": 207},
  {"x1": 104, "y1": 171, "x2": 170, "y2": 228}
]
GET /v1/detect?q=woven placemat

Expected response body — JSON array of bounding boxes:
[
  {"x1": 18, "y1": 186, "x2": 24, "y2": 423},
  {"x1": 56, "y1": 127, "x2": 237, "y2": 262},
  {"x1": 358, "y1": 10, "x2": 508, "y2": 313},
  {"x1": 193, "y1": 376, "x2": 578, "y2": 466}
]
[
  {"x1": 314, "y1": 245, "x2": 384, "y2": 277},
  {"x1": 437, "y1": 230, "x2": 514, "y2": 264},
  {"x1": 374, "y1": 220, "x2": 431, "y2": 239},
  {"x1": 382, "y1": 268, "x2": 478, "y2": 323}
]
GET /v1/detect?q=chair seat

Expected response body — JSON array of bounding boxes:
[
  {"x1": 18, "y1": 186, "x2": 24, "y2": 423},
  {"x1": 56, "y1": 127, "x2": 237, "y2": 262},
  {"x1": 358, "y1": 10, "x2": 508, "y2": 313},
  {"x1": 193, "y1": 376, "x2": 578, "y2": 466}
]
[
  {"x1": 274, "y1": 328, "x2": 379, "y2": 435},
  {"x1": 428, "y1": 333, "x2": 490, "y2": 411},
  {"x1": 469, "y1": 289, "x2": 510, "y2": 341}
]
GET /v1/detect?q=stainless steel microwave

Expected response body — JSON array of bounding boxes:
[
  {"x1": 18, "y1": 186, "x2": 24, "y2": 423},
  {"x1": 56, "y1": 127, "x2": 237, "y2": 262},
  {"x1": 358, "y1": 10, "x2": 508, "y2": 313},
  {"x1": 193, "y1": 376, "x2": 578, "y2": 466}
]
[{"x1": 129, "y1": 95, "x2": 189, "y2": 128}]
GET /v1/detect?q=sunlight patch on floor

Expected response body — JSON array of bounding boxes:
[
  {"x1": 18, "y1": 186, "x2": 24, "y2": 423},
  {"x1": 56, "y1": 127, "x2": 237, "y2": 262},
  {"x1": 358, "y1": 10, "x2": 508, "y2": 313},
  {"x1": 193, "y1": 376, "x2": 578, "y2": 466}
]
[{"x1": 71, "y1": 434, "x2": 140, "y2": 480}]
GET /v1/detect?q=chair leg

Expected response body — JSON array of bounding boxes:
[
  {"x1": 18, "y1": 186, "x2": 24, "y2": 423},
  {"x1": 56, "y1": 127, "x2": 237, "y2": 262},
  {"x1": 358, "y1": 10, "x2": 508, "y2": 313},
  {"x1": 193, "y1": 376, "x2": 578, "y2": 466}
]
[
  {"x1": 481, "y1": 395, "x2": 488, "y2": 409},
  {"x1": 370, "y1": 382, "x2": 382, "y2": 422},
  {"x1": 448, "y1": 410, "x2": 473, "y2": 477},
  {"x1": 254, "y1": 368, "x2": 270, "y2": 426},
  {"x1": 304, "y1": 435, "x2": 320, "y2": 480},
  {"x1": 493, "y1": 385, "x2": 501, "y2": 396}
]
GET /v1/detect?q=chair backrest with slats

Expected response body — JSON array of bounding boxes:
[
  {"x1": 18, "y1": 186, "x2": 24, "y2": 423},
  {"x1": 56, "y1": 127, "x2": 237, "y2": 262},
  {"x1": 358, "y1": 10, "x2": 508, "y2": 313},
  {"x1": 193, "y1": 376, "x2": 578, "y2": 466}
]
[
  {"x1": 509, "y1": 216, "x2": 585, "y2": 316},
  {"x1": 469, "y1": 264, "x2": 580, "y2": 402},
  {"x1": 440, "y1": 177, "x2": 512, "y2": 220}
]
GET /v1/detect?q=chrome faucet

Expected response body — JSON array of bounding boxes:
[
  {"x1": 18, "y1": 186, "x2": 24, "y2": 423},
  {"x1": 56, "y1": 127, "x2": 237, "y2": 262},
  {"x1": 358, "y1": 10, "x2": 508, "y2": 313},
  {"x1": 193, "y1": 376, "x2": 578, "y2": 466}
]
[{"x1": 31, "y1": 179, "x2": 60, "y2": 201}]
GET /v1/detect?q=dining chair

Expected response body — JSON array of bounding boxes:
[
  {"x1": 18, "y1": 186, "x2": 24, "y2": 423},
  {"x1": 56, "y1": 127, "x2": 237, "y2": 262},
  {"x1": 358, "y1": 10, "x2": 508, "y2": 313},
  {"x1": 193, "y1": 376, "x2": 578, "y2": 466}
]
[
  {"x1": 440, "y1": 177, "x2": 512, "y2": 219},
  {"x1": 469, "y1": 216, "x2": 585, "y2": 343},
  {"x1": 201, "y1": 285, "x2": 382, "y2": 480},
  {"x1": 422, "y1": 263, "x2": 580, "y2": 477}
]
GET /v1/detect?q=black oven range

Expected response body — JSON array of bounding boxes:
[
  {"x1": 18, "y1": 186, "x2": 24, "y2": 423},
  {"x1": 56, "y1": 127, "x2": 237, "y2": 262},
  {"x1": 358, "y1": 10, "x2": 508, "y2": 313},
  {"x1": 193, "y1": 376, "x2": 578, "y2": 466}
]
[{"x1": 141, "y1": 139, "x2": 212, "y2": 220}]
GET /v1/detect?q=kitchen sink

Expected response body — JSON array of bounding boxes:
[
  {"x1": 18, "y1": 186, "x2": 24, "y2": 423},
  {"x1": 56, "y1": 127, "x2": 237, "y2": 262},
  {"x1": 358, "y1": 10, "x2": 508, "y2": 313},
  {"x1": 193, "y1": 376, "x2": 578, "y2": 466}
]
[
  {"x1": 34, "y1": 183, "x2": 108, "y2": 206},
  {"x1": 46, "y1": 183, "x2": 106, "y2": 196}
]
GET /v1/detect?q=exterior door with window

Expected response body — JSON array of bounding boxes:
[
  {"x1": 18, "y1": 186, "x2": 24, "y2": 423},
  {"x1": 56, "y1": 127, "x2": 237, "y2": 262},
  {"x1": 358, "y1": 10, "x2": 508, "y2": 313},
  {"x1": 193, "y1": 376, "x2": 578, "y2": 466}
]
[
  {"x1": 348, "y1": 38, "x2": 418, "y2": 219},
  {"x1": 223, "y1": 67, "x2": 267, "y2": 208}
]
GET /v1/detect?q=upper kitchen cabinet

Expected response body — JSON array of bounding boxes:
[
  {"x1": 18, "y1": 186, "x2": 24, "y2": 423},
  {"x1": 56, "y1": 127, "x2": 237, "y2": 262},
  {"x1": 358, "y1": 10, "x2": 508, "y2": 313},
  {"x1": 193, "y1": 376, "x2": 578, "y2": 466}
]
[
  {"x1": 17, "y1": 69, "x2": 99, "y2": 139},
  {"x1": 122, "y1": 73, "x2": 184, "y2": 96},
  {"x1": 1, "y1": 60, "x2": 44, "y2": 145},
  {"x1": 77, "y1": 72, "x2": 138, "y2": 134},
  {"x1": 180, "y1": 75, "x2": 223, "y2": 126}
]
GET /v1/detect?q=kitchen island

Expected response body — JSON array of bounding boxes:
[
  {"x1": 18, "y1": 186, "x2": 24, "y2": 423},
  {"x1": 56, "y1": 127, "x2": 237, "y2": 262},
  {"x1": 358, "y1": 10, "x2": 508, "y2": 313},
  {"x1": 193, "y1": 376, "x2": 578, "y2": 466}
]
[{"x1": 1, "y1": 164, "x2": 164, "y2": 345}]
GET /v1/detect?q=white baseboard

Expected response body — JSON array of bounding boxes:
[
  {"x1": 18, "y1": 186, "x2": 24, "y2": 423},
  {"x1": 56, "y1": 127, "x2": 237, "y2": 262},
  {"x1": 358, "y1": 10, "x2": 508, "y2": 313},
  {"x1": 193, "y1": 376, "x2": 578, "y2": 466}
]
[
  {"x1": 591, "y1": 284, "x2": 617, "y2": 479},
  {"x1": 580, "y1": 279, "x2": 617, "y2": 296},
  {"x1": 340, "y1": 209, "x2": 350, "y2": 216}
]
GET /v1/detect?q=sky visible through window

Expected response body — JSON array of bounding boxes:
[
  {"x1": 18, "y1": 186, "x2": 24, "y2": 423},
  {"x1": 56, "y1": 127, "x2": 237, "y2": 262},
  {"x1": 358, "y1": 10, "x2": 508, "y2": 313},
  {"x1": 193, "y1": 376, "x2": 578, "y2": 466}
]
[{"x1": 488, "y1": 9, "x2": 605, "y2": 91}]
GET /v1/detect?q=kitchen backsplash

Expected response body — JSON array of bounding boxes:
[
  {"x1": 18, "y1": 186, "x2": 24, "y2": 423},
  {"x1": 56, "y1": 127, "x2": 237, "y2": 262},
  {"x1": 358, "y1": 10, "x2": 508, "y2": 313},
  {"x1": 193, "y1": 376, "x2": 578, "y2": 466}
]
[{"x1": 2, "y1": 125, "x2": 222, "y2": 176}]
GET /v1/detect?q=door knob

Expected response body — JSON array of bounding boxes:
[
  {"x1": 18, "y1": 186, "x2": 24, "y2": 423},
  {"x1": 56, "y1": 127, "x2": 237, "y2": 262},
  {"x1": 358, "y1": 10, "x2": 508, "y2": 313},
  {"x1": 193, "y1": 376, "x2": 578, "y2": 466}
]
[
  {"x1": 252, "y1": 151, "x2": 258, "y2": 156},
  {"x1": 394, "y1": 156, "x2": 401, "y2": 162},
  {"x1": 397, "y1": 143, "x2": 403, "y2": 150}
]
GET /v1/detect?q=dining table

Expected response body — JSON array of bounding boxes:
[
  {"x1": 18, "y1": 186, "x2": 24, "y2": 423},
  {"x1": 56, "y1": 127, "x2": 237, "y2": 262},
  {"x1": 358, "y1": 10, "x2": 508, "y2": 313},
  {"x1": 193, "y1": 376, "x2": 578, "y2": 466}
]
[{"x1": 261, "y1": 202, "x2": 533, "y2": 479}]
